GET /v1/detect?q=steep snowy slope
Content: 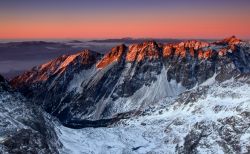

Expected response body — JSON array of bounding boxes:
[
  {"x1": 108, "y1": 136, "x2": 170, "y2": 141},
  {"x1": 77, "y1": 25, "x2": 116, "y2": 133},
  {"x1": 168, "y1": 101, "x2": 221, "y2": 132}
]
[
  {"x1": 56, "y1": 77, "x2": 250, "y2": 154},
  {"x1": 0, "y1": 75, "x2": 60, "y2": 153},
  {"x1": 11, "y1": 36, "x2": 250, "y2": 124}
]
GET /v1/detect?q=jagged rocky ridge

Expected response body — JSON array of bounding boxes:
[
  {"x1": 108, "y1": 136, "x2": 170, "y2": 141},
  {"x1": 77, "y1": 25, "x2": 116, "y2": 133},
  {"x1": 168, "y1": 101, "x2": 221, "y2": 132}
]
[
  {"x1": 11, "y1": 36, "x2": 250, "y2": 124},
  {"x1": 0, "y1": 75, "x2": 60, "y2": 153}
]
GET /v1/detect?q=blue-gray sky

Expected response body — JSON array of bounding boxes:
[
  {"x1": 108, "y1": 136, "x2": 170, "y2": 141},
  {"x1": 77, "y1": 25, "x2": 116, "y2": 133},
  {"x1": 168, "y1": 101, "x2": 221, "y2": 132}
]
[{"x1": 1, "y1": 0, "x2": 250, "y2": 39}]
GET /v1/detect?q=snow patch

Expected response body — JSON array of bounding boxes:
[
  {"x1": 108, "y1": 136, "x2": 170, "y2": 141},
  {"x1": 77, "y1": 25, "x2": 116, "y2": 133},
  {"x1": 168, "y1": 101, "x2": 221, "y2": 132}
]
[
  {"x1": 67, "y1": 66, "x2": 97, "y2": 92},
  {"x1": 200, "y1": 72, "x2": 217, "y2": 86}
]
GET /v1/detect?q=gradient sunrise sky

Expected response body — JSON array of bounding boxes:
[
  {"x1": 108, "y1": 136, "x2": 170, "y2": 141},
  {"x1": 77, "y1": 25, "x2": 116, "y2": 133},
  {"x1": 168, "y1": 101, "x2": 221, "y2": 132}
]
[{"x1": 1, "y1": 0, "x2": 250, "y2": 39}]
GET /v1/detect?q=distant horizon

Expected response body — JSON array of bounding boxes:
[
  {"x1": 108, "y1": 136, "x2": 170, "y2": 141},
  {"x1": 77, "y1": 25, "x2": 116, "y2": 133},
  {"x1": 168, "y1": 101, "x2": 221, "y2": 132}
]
[{"x1": 1, "y1": 36, "x2": 250, "y2": 42}]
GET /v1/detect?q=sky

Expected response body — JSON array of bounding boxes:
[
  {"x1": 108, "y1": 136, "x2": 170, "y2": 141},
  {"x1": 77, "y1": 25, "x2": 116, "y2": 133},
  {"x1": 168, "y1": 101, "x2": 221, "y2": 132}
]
[{"x1": 1, "y1": 0, "x2": 250, "y2": 39}]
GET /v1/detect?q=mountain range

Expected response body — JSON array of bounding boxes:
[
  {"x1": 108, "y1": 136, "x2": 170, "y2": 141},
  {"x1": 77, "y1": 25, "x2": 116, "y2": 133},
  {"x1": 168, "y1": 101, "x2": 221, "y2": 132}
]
[{"x1": 0, "y1": 36, "x2": 250, "y2": 153}]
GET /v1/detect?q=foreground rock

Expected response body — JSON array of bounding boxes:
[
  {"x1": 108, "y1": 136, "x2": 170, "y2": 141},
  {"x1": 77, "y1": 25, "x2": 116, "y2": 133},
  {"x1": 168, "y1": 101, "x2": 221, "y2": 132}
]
[{"x1": 0, "y1": 75, "x2": 60, "y2": 153}]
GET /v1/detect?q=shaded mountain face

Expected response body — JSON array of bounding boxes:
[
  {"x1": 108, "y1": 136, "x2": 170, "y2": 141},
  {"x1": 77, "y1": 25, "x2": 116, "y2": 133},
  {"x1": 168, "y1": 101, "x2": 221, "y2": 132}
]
[
  {"x1": 11, "y1": 36, "x2": 250, "y2": 123},
  {"x1": 0, "y1": 75, "x2": 60, "y2": 153},
  {"x1": 0, "y1": 75, "x2": 11, "y2": 91}
]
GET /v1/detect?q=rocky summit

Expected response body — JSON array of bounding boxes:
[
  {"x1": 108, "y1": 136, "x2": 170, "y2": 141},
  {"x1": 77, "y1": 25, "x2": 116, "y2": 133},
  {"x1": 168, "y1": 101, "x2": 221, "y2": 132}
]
[{"x1": 2, "y1": 36, "x2": 249, "y2": 153}]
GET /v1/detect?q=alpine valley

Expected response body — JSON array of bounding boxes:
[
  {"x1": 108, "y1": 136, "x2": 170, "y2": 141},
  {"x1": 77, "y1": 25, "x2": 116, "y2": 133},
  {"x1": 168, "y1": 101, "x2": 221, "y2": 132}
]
[{"x1": 1, "y1": 36, "x2": 250, "y2": 154}]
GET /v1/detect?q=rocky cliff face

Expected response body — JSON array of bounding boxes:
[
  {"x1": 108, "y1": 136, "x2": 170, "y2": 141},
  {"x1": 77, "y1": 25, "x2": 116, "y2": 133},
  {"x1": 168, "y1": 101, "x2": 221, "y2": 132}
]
[
  {"x1": 0, "y1": 75, "x2": 60, "y2": 153},
  {"x1": 11, "y1": 37, "x2": 250, "y2": 123}
]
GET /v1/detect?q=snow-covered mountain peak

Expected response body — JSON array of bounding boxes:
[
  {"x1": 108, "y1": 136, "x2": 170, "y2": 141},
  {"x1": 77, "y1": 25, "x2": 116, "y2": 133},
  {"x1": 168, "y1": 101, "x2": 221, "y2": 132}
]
[
  {"x1": 96, "y1": 44, "x2": 126, "y2": 69},
  {"x1": 216, "y1": 35, "x2": 242, "y2": 45},
  {"x1": 178, "y1": 40, "x2": 209, "y2": 49},
  {"x1": 97, "y1": 41, "x2": 162, "y2": 68},
  {"x1": 126, "y1": 41, "x2": 161, "y2": 62},
  {"x1": 11, "y1": 49, "x2": 101, "y2": 86},
  {"x1": 59, "y1": 49, "x2": 98, "y2": 68}
]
